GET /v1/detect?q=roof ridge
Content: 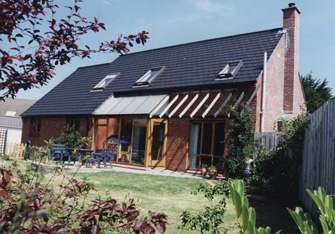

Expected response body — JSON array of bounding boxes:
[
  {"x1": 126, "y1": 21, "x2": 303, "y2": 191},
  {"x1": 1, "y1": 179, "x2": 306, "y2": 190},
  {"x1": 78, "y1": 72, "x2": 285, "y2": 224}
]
[{"x1": 123, "y1": 27, "x2": 283, "y2": 56}]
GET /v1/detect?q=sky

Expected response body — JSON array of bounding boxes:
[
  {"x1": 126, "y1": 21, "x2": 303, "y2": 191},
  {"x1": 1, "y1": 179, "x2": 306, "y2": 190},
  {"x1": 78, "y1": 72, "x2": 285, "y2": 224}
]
[{"x1": 9, "y1": 0, "x2": 335, "y2": 100}]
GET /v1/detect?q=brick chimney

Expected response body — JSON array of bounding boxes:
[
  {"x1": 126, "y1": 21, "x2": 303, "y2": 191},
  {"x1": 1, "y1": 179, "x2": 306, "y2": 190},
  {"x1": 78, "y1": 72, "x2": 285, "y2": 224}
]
[{"x1": 282, "y1": 3, "x2": 300, "y2": 112}]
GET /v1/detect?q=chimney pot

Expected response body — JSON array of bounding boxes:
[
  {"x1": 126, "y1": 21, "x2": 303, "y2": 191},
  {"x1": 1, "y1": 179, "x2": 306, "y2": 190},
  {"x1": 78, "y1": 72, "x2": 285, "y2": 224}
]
[{"x1": 288, "y1": 3, "x2": 296, "y2": 8}]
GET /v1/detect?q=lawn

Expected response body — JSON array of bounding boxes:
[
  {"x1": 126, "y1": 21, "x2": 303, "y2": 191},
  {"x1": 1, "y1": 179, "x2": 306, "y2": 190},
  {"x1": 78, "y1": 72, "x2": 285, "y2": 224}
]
[
  {"x1": 2, "y1": 160, "x2": 300, "y2": 233},
  {"x1": 73, "y1": 171, "x2": 240, "y2": 234}
]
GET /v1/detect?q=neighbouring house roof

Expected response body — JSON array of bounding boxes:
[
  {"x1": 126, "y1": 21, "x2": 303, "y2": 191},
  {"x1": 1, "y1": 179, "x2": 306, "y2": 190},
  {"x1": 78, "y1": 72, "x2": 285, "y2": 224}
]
[
  {"x1": 22, "y1": 28, "x2": 284, "y2": 117},
  {"x1": 0, "y1": 115, "x2": 23, "y2": 128},
  {"x1": 0, "y1": 98, "x2": 36, "y2": 117}
]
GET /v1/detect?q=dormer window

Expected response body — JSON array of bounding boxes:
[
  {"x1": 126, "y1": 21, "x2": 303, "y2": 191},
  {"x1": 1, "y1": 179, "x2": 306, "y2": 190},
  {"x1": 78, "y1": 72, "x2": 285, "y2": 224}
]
[
  {"x1": 92, "y1": 73, "x2": 119, "y2": 90},
  {"x1": 217, "y1": 61, "x2": 242, "y2": 79},
  {"x1": 134, "y1": 67, "x2": 165, "y2": 87}
]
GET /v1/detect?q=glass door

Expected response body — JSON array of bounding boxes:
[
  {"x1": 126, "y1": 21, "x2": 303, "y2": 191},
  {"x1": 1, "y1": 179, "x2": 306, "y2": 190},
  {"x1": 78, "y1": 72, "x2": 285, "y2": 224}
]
[{"x1": 146, "y1": 119, "x2": 167, "y2": 167}]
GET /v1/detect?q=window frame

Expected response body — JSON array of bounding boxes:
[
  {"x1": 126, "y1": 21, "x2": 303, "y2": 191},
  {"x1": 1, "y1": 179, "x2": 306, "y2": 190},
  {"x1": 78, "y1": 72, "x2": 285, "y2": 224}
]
[
  {"x1": 92, "y1": 73, "x2": 119, "y2": 91},
  {"x1": 217, "y1": 61, "x2": 243, "y2": 79},
  {"x1": 66, "y1": 118, "x2": 81, "y2": 133},
  {"x1": 133, "y1": 66, "x2": 165, "y2": 87},
  {"x1": 189, "y1": 120, "x2": 226, "y2": 169},
  {"x1": 30, "y1": 118, "x2": 41, "y2": 134}
]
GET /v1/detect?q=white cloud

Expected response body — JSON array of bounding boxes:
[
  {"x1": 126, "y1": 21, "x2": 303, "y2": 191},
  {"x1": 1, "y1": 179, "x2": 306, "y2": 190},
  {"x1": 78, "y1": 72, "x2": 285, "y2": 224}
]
[{"x1": 189, "y1": 0, "x2": 232, "y2": 13}]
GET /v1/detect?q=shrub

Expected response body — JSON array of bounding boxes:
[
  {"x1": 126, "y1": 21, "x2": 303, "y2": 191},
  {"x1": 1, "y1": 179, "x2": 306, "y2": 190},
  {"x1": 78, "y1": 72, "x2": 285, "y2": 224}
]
[
  {"x1": 52, "y1": 125, "x2": 91, "y2": 149},
  {"x1": 180, "y1": 180, "x2": 229, "y2": 233},
  {"x1": 248, "y1": 113, "x2": 309, "y2": 198},
  {"x1": 0, "y1": 163, "x2": 167, "y2": 233},
  {"x1": 225, "y1": 106, "x2": 257, "y2": 179}
]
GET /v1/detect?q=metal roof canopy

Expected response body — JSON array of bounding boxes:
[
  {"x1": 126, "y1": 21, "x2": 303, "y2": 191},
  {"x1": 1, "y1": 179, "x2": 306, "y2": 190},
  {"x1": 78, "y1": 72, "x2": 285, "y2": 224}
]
[
  {"x1": 94, "y1": 95, "x2": 167, "y2": 115},
  {"x1": 94, "y1": 90, "x2": 247, "y2": 118}
]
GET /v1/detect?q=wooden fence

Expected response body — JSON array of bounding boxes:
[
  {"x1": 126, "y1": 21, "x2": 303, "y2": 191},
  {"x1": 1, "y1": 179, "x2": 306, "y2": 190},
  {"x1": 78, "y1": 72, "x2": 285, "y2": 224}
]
[
  {"x1": 299, "y1": 97, "x2": 335, "y2": 217},
  {"x1": 5, "y1": 143, "x2": 26, "y2": 160},
  {"x1": 255, "y1": 132, "x2": 284, "y2": 152}
]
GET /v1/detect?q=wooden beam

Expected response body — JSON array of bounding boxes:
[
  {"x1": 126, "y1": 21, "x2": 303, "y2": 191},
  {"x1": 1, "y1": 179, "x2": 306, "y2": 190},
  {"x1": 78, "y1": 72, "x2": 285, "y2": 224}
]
[
  {"x1": 233, "y1": 92, "x2": 245, "y2": 108},
  {"x1": 179, "y1": 93, "x2": 199, "y2": 118},
  {"x1": 168, "y1": 94, "x2": 189, "y2": 118},
  {"x1": 159, "y1": 94, "x2": 179, "y2": 118},
  {"x1": 149, "y1": 95, "x2": 169, "y2": 118},
  {"x1": 240, "y1": 84, "x2": 261, "y2": 116},
  {"x1": 190, "y1": 93, "x2": 210, "y2": 118},
  {"x1": 214, "y1": 93, "x2": 232, "y2": 118},
  {"x1": 202, "y1": 92, "x2": 221, "y2": 118}
]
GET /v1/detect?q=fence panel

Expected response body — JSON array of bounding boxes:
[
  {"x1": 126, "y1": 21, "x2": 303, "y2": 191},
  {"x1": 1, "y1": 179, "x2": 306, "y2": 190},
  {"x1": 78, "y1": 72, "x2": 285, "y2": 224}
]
[
  {"x1": 299, "y1": 97, "x2": 335, "y2": 217},
  {"x1": 5, "y1": 142, "x2": 26, "y2": 160},
  {"x1": 255, "y1": 132, "x2": 284, "y2": 152}
]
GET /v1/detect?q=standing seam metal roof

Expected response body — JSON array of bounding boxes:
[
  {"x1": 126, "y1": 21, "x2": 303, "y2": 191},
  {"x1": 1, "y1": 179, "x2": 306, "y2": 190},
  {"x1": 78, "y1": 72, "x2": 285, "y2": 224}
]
[{"x1": 22, "y1": 28, "x2": 284, "y2": 116}]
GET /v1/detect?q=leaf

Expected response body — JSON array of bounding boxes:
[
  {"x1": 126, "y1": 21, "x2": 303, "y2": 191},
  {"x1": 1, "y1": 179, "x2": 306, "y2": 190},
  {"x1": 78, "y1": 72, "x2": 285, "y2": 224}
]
[
  {"x1": 241, "y1": 204, "x2": 249, "y2": 231},
  {"x1": 155, "y1": 222, "x2": 166, "y2": 233},
  {"x1": 134, "y1": 220, "x2": 147, "y2": 230}
]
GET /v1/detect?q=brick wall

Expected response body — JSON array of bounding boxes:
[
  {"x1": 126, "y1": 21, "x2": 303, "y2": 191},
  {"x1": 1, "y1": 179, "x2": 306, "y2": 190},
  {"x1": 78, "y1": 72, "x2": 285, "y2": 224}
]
[
  {"x1": 283, "y1": 5, "x2": 300, "y2": 112},
  {"x1": 21, "y1": 116, "x2": 94, "y2": 147},
  {"x1": 263, "y1": 36, "x2": 286, "y2": 131},
  {"x1": 165, "y1": 118, "x2": 190, "y2": 171}
]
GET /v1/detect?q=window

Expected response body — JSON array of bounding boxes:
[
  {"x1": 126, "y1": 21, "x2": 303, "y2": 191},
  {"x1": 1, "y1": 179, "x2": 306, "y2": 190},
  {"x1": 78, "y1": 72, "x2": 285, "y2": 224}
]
[
  {"x1": 217, "y1": 61, "x2": 242, "y2": 79},
  {"x1": 134, "y1": 67, "x2": 164, "y2": 87},
  {"x1": 92, "y1": 73, "x2": 119, "y2": 90},
  {"x1": 67, "y1": 119, "x2": 80, "y2": 132},
  {"x1": 189, "y1": 121, "x2": 226, "y2": 169},
  {"x1": 31, "y1": 118, "x2": 41, "y2": 133}
]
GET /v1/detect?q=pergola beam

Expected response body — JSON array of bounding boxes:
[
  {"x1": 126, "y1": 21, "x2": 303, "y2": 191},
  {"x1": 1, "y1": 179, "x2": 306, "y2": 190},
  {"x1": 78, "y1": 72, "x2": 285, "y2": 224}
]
[
  {"x1": 149, "y1": 95, "x2": 170, "y2": 118},
  {"x1": 159, "y1": 94, "x2": 179, "y2": 118},
  {"x1": 179, "y1": 93, "x2": 199, "y2": 118},
  {"x1": 202, "y1": 92, "x2": 221, "y2": 118},
  {"x1": 190, "y1": 93, "x2": 210, "y2": 118},
  {"x1": 168, "y1": 94, "x2": 189, "y2": 118},
  {"x1": 214, "y1": 93, "x2": 232, "y2": 118}
]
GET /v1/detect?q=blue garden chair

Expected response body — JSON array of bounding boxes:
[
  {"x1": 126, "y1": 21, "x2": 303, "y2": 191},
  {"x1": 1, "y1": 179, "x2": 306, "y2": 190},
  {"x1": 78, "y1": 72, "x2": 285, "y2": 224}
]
[
  {"x1": 86, "y1": 148, "x2": 115, "y2": 168},
  {"x1": 49, "y1": 144, "x2": 66, "y2": 163}
]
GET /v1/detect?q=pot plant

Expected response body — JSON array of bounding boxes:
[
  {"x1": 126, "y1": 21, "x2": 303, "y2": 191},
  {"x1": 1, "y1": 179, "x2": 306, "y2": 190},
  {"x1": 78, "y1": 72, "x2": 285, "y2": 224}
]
[
  {"x1": 208, "y1": 166, "x2": 217, "y2": 180},
  {"x1": 200, "y1": 164, "x2": 208, "y2": 176}
]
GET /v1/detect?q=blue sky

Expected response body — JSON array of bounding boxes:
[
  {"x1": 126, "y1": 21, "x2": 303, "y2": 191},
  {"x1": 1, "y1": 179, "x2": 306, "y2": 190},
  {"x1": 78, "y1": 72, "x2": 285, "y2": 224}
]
[{"x1": 13, "y1": 0, "x2": 335, "y2": 100}]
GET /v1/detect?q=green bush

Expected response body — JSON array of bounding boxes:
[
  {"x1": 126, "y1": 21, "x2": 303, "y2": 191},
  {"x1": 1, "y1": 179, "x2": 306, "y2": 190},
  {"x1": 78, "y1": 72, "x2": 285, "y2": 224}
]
[
  {"x1": 180, "y1": 180, "x2": 229, "y2": 233},
  {"x1": 248, "y1": 113, "x2": 309, "y2": 198},
  {"x1": 52, "y1": 125, "x2": 90, "y2": 149},
  {"x1": 225, "y1": 106, "x2": 257, "y2": 179}
]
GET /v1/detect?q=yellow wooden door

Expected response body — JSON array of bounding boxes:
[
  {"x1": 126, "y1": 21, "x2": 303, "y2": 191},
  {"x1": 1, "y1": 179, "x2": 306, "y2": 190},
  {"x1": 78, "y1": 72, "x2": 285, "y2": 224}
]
[{"x1": 145, "y1": 119, "x2": 167, "y2": 167}]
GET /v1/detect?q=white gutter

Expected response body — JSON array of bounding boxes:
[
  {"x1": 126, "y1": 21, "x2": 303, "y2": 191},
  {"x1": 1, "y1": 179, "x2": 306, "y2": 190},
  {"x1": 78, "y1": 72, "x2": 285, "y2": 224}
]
[{"x1": 261, "y1": 52, "x2": 267, "y2": 132}]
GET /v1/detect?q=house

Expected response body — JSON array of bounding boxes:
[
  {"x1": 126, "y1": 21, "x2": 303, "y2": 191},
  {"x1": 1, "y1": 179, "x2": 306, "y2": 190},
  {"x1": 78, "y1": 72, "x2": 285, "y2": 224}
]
[
  {"x1": 0, "y1": 98, "x2": 36, "y2": 153},
  {"x1": 21, "y1": 4, "x2": 305, "y2": 171}
]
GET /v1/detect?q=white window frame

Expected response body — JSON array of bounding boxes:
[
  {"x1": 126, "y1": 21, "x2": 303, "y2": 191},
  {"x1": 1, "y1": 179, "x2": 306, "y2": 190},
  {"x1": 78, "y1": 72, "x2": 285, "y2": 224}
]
[
  {"x1": 133, "y1": 66, "x2": 165, "y2": 87},
  {"x1": 92, "y1": 73, "x2": 119, "y2": 91},
  {"x1": 217, "y1": 61, "x2": 243, "y2": 79}
]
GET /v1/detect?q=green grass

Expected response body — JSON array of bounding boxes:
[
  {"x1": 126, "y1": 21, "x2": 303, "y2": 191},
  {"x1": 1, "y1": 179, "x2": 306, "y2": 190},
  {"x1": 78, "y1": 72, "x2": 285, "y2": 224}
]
[
  {"x1": 3, "y1": 160, "x2": 240, "y2": 233},
  {"x1": 73, "y1": 171, "x2": 240, "y2": 234}
]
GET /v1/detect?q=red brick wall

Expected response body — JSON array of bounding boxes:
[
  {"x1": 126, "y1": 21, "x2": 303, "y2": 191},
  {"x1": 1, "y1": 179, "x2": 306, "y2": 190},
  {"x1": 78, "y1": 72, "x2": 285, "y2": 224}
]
[
  {"x1": 21, "y1": 116, "x2": 94, "y2": 147},
  {"x1": 166, "y1": 118, "x2": 190, "y2": 171},
  {"x1": 283, "y1": 6, "x2": 300, "y2": 112}
]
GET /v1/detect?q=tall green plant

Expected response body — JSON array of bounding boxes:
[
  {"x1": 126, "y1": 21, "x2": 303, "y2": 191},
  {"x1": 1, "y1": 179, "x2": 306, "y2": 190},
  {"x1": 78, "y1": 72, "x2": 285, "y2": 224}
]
[
  {"x1": 288, "y1": 187, "x2": 335, "y2": 234},
  {"x1": 229, "y1": 180, "x2": 281, "y2": 234},
  {"x1": 225, "y1": 106, "x2": 256, "y2": 178}
]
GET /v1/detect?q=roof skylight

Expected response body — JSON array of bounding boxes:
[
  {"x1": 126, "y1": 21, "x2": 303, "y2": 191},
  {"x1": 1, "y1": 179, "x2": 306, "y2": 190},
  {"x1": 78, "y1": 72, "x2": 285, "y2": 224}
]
[
  {"x1": 134, "y1": 67, "x2": 165, "y2": 87},
  {"x1": 217, "y1": 61, "x2": 242, "y2": 79},
  {"x1": 92, "y1": 73, "x2": 119, "y2": 90}
]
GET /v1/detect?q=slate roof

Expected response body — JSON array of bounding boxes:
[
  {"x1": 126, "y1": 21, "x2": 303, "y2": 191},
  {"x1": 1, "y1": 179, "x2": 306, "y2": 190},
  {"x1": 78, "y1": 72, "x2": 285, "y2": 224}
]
[
  {"x1": 0, "y1": 115, "x2": 23, "y2": 128},
  {"x1": 0, "y1": 98, "x2": 36, "y2": 116},
  {"x1": 22, "y1": 28, "x2": 284, "y2": 116}
]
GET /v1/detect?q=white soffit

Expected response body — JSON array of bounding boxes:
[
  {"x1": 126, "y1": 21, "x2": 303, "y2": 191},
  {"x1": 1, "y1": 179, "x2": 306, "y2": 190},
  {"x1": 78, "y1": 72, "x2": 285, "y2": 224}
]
[{"x1": 94, "y1": 95, "x2": 167, "y2": 115}]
